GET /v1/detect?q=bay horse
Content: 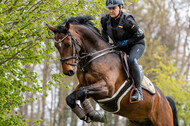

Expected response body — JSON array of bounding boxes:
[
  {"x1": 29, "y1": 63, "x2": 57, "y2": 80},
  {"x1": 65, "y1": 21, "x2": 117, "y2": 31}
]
[{"x1": 47, "y1": 16, "x2": 178, "y2": 126}]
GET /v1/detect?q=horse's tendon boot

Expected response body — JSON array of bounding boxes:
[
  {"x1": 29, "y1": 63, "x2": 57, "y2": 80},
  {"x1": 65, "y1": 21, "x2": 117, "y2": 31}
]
[
  {"x1": 72, "y1": 104, "x2": 86, "y2": 120},
  {"x1": 81, "y1": 99, "x2": 95, "y2": 116},
  {"x1": 90, "y1": 110, "x2": 105, "y2": 123},
  {"x1": 81, "y1": 99, "x2": 105, "y2": 123}
]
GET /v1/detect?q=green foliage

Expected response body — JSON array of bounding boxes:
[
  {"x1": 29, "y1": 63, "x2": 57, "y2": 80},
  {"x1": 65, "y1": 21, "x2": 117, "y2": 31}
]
[
  {"x1": 0, "y1": 114, "x2": 28, "y2": 126},
  {"x1": 0, "y1": 0, "x2": 106, "y2": 125},
  {"x1": 34, "y1": 119, "x2": 43, "y2": 125},
  {"x1": 149, "y1": 60, "x2": 190, "y2": 124}
]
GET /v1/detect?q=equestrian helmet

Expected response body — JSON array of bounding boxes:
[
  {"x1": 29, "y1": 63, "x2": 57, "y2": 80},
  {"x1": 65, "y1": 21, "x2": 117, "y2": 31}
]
[{"x1": 106, "y1": 0, "x2": 124, "y2": 8}]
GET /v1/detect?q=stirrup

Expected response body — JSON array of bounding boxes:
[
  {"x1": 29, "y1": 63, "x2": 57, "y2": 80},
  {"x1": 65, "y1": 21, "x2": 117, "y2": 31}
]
[{"x1": 131, "y1": 89, "x2": 143, "y2": 102}]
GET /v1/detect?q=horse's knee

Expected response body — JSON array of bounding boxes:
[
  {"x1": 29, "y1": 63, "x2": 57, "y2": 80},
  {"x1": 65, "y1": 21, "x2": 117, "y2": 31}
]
[
  {"x1": 66, "y1": 93, "x2": 76, "y2": 109},
  {"x1": 77, "y1": 87, "x2": 88, "y2": 102}
]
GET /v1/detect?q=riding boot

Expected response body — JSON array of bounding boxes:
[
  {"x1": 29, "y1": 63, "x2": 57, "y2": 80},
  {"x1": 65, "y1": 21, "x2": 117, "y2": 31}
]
[
  {"x1": 131, "y1": 86, "x2": 143, "y2": 101},
  {"x1": 130, "y1": 59, "x2": 143, "y2": 101}
]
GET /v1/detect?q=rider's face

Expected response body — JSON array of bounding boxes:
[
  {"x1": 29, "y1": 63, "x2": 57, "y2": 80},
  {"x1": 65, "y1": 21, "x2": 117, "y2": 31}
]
[{"x1": 108, "y1": 6, "x2": 120, "y2": 18}]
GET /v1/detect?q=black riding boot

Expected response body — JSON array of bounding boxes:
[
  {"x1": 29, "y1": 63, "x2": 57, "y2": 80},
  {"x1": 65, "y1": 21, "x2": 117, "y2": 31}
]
[{"x1": 130, "y1": 59, "x2": 143, "y2": 101}]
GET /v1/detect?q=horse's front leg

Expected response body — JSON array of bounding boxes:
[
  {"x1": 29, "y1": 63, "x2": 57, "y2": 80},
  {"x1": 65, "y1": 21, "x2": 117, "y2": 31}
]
[
  {"x1": 77, "y1": 82, "x2": 109, "y2": 101},
  {"x1": 77, "y1": 81, "x2": 110, "y2": 123},
  {"x1": 66, "y1": 91, "x2": 86, "y2": 121}
]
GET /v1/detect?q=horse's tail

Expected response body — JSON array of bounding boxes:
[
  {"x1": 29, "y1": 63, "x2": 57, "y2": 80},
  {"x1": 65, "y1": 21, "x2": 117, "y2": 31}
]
[{"x1": 166, "y1": 96, "x2": 179, "y2": 126}]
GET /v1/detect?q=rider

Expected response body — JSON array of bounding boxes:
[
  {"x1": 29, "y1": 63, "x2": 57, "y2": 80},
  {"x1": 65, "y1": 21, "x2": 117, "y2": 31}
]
[{"x1": 101, "y1": 0, "x2": 145, "y2": 101}]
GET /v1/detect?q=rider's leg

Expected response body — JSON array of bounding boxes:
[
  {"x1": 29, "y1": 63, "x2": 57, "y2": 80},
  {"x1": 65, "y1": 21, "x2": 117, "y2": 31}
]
[
  {"x1": 129, "y1": 58, "x2": 143, "y2": 101},
  {"x1": 128, "y1": 44, "x2": 145, "y2": 101}
]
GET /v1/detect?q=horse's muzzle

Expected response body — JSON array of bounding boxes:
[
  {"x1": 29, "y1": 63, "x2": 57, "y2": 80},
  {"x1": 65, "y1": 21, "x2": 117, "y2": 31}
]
[{"x1": 65, "y1": 70, "x2": 75, "y2": 76}]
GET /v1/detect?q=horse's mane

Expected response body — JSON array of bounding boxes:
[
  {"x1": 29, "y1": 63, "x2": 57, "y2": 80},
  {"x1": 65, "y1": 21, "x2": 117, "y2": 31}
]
[{"x1": 56, "y1": 16, "x2": 100, "y2": 35}]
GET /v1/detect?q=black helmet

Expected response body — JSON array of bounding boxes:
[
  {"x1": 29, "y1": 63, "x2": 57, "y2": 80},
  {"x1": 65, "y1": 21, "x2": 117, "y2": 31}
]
[{"x1": 106, "y1": 0, "x2": 124, "y2": 8}]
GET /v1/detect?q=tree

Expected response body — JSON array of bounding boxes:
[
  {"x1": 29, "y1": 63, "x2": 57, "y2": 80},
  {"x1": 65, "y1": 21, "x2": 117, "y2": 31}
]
[{"x1": 0, "y1": 0, "x2": 106, "y2": 125}]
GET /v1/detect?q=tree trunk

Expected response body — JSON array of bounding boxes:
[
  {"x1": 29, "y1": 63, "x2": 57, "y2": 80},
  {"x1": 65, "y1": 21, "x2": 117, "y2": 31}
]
[
  {"x1": 41, "y1": 60, "x2": 50, "y2": 126},
  {"x1": 113, "y1": 115, "x2": 119, "y2": 126},
  {"x1": 71, "y1": 111, "x2": 78, "y2": 126}
]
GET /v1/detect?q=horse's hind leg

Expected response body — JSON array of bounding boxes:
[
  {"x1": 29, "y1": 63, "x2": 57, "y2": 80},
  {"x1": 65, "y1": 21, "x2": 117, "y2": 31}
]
[{"x1": 150, "y1": 102, "x2": 173, "y2": 126}]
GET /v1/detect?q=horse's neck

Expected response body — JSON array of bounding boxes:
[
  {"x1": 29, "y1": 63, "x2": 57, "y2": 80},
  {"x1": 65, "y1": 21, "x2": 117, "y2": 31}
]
[
  {"x1": 73, "y1": 25, "x2": 109, "y2": 52},
  {"x1": 73, "y1": 24, "x2": 123, "y2": 72}
]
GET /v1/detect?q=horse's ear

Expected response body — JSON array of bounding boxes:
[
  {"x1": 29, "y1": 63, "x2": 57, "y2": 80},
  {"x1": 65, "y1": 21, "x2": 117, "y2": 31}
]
[
  {"x1": 64, "y1": 22, "x2": 70, "y2": 31},
  {"x1": 46, "y1": 24, "x2": 55, "y2": 32}
]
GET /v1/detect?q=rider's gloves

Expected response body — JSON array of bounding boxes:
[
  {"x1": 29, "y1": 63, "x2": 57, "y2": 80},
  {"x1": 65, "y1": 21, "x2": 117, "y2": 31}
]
[{"x1": 116, "y1": 40, "x2": 128, "y2": 48}]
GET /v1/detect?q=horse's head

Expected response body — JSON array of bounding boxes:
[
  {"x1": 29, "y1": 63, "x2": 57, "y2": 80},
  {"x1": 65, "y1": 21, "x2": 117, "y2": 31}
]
[
  {"x1": 47, "y1": 22, "x2": 81, "y2": 76},
  {"x1": 47, "y1": 16, "x2": 112, "y2": 76}
]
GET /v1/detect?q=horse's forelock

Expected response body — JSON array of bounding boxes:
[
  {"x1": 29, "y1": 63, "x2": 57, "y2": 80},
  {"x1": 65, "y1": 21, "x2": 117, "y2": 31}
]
[{"x1": 54, "y1": 25, "x2": 68, "y2": 34}]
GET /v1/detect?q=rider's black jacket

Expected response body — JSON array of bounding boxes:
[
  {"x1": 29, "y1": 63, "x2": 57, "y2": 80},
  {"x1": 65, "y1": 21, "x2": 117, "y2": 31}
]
[{"x1": 101, "y1": 12, "x2": 145, "y2": 46}]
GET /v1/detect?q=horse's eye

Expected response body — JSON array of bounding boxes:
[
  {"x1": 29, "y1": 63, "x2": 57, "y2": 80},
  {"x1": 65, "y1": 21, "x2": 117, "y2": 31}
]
[{"x1": 65, "y1": 43, "x2": 71, "y2": 48}]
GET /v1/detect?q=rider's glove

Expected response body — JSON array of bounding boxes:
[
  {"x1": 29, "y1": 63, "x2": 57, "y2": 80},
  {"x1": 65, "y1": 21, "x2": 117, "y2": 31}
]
[{"x1": 116, "y1": 40, "x2": 128, "y2": 48}]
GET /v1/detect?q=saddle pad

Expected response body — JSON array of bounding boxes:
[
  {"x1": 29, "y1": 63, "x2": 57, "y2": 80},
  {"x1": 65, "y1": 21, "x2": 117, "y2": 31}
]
[{"x1": 142, "y1": 76, "x2": 156, "y2": 95}]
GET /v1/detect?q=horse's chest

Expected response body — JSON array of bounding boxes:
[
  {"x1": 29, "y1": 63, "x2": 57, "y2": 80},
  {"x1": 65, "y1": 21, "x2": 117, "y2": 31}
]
[{"x1": 78, "y1": 71, "x2": 102, "y2": 85}]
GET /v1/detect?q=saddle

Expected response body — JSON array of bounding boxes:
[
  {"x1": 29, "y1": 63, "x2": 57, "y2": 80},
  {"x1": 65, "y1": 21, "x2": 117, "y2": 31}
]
[{"x1": 120, "y1": 52, "x2": 156, "y2": 96}]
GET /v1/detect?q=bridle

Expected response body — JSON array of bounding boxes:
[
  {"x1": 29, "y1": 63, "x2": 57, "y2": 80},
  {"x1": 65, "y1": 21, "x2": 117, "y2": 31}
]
[
  {"x1": 55, "y1": 30, "x2": 118, "y2": 70},
  {"x1": 55, "y1": 29, "x2": 118, "y2": 86},
  {"x1": 55, "y1": 31, "x2": 81, "y2": 66}
]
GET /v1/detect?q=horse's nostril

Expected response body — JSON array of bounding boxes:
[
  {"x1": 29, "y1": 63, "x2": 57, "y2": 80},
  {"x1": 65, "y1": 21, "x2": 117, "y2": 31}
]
[{"x1": 68, "y1": 70, "x2": 74, "y2": 76}]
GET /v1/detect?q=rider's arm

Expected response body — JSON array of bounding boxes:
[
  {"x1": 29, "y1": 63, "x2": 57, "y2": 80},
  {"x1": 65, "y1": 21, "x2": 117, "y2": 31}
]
[
  {"x1": 124, "y1": 16, "x2": 144, "y2": 44},
  {"x1": 101, "y1": 16, "x2": 109, "y2": 43}
]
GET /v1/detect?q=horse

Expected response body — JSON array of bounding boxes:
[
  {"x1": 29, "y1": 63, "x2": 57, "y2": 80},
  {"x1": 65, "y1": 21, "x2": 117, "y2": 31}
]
[{"x1": 47, "y1": 16, "x2": 178, "y2": 126}]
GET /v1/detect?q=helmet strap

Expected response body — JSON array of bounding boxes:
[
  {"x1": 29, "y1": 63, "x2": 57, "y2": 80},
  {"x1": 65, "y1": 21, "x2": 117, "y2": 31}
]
[{"x1": 114, "y1": 7, "x2": 122, "y2": 19}]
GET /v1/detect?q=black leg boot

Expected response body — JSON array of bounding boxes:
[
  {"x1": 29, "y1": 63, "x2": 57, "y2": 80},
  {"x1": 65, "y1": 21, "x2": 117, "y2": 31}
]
[{"x1": 130, "y1": 59, "x2": 143, "y2": 101}]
